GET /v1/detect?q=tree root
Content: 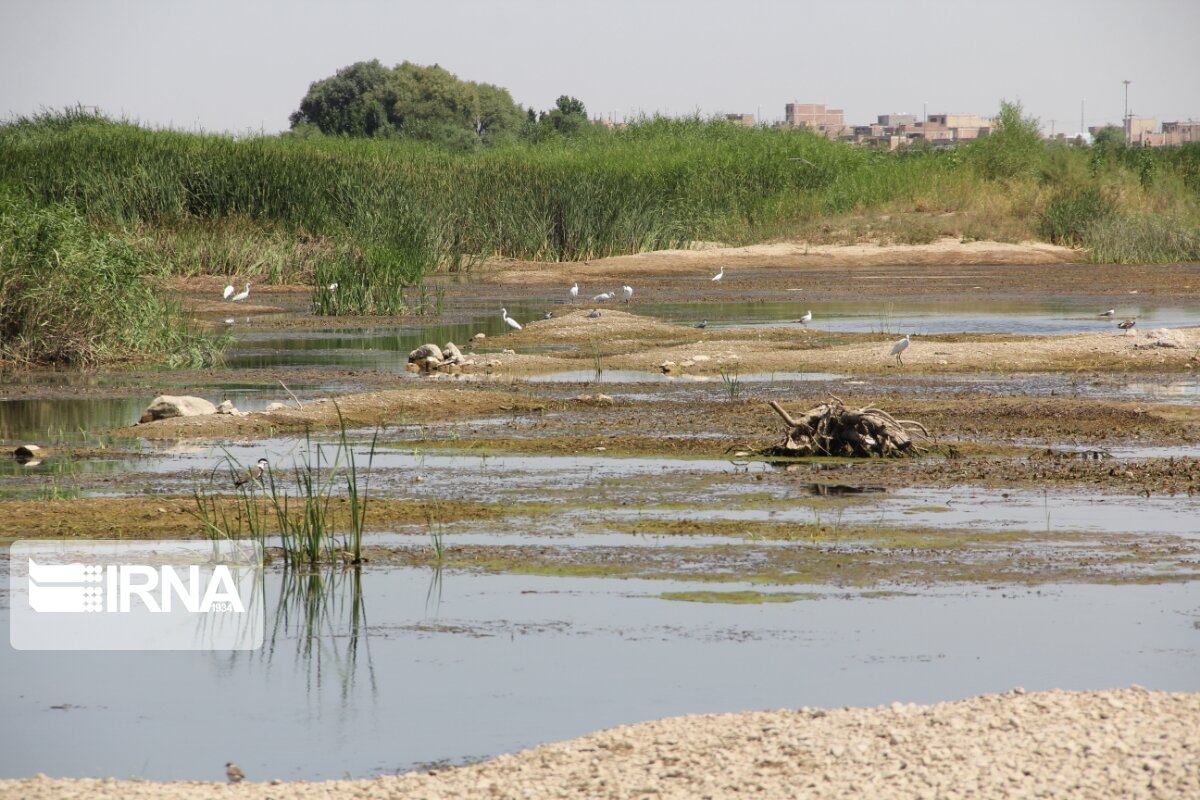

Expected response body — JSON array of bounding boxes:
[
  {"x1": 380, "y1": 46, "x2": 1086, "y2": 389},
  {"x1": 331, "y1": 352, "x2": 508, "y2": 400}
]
[{"x1": 762, "y1": 397, "x2": 932, "y2": 458}]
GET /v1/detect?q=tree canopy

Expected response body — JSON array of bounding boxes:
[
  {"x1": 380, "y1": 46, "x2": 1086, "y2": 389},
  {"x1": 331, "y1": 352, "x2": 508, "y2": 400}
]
[{"x1": 289, "y1": 60, "x2": 526, "y2": 148}]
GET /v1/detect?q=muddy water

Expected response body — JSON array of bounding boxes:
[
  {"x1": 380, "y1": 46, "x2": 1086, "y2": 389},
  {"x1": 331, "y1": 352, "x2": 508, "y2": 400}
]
[{"x1": 0, "y1": 565, "x2": 1196, "y2": 781}]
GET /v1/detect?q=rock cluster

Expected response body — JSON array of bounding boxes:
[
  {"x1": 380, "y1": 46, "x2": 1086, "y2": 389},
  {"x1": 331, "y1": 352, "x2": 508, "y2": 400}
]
[{"x1": 407, "y1": 342, "x2": 475, "y2": 372}]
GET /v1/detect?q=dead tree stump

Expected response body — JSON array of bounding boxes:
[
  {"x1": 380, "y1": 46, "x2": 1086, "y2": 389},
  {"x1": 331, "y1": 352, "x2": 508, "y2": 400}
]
[{"x1": 762, "y1": 396, "x2": 931, "y2": 458}]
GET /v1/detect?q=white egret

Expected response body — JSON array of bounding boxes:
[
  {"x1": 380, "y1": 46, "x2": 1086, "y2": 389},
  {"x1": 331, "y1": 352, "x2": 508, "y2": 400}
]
[
  {"x1": 328, "y1": 282, "x2": 339, "y2": 291},
  {"x1": 593, "y1": 291, "x2": 614, "y2": 302},
  {"x1": 622, "y1": 284, "x2": 633, "y2": 302},
  {"x1": 569, "y1": 283, "x2": 579, "y2": 301},
  {"x1": 890, "y1": 334, "x2": 911, "y2": 365},
  {"x1": 1118, "y1": 318, "x2": 1136, "y2": 335},
  {"x1": 223, "y1": 318, "x2": 235, "y2": 325},
  {"x1": 501, "y1": 307, "x2": 522, "y2": 331},
  {"x1": 587, "y1": 308, "x2": 602, "y2": 319},
  {"x1": 711, "y1": 266, "x2": 724, "y2": 282},
  {"x1": 1099, "y1": 309, "x2": 1114, "y2": 317},
  {"x1": 799, "y1": 310, "x2": 812, "y2": 325},
  {"x1": 222, "y1": 284, "x2": 235, "y2": 299},
  {"x1": 696, "y1": 319, "x2": 708, "y2": 329},
  {"x1": 231, "y1": 283, "x2": 250, "y2": 302}
]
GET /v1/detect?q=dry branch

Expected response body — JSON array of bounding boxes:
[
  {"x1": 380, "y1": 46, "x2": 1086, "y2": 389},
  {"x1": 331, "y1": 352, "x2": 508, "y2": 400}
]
[{"x1": 763, "y1": 397, "x2": 931, "y2": 458}]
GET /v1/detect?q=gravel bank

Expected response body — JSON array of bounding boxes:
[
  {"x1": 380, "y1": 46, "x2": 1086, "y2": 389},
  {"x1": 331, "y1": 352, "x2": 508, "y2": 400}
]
[{"x1": 4, "y1": 688, "x2": 1196, "y2": 799}]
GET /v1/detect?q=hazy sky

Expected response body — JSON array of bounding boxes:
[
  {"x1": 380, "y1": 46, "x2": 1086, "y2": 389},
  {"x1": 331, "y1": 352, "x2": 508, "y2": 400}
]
[{"x1": 2, "y1": 0, "x2": 1197, "y2": 135}]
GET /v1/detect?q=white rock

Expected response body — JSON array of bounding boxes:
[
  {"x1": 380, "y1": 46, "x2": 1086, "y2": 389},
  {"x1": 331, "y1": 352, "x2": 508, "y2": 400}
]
[
  {"x1": 138, "y1": 395, "x2": 217, "y2": 423},
  {"x1": 408, "y1": 343, "x2": 443, "y2": 363}
]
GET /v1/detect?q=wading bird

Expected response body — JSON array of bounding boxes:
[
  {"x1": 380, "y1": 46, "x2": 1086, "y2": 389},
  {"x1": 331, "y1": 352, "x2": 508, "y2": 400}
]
[
  {"x1": 231, "y1": 283, "x2": 250, "y2": 302},
  {"x1": 890, "y1": 334, "x2": 911, "y2": 365},
  {"x1": 222, "y1": 284, "x2": 235, "y2": 300},
  {"x1": 1118, "y1": 318, "x2": 1136, "y2": 335},
  {"x1": 225, "y1": 762, "x2": 245, "y2": 784},
  {"x1": 799, "y1": 310, "x2": 812, "y2": 325},
  {"x1": 501, "y1": 308, "x2": 522, "y2": 331},
  {"x1": 711, "y1": 267, "x2": 724, "y2": 282},
  {"x1": 696, "y1": 319, "x2": 708, "y2": 329},
  {"x1": 587, "y1": 308, "x2": 602, "y2": 319},
  {"x1": 234, "y1": 458, "x2": 269, "y2": 488},
  {"x1": 569, "y1": 283, "x2": 579, "y2": 301},
  {"x1": 593, "y1": 291, "x2": 614, "y2": 302},
  {"x1": 622, "y1": 284, "x2": 633, "y2": 302},
  {"x1": 543, "y1": 310, "x2": 554, "y2": 320},
  {"x1": 1099, "y1": 309, "x2": 1115, "y2": 317}
]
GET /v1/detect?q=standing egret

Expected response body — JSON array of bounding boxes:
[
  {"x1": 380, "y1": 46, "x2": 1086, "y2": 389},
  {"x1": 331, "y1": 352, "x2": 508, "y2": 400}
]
[
  {"x1": 587, "y1": 308, "x2": 602, "y2": 319},
  {"x1": 890, "y1": 334, "x2": 911, "y2": 365},
  {"x1": 231, "y1": 283, "x2": 250, "y2": 302},
  {"x1": 711, "y1": 267, "x2": 724, "y2": 282},
  {"x1": 622, "y1": 284, "x2": 633, "y2": 302},
  {"x1": 593, "y1": 291, "x2": 614, "y2": 302},
  {"x1": 1099, "y1": 309, "x2": 1114, "y2": 317},
  {"x1": 799, "y1": 310, "x2": 812, "y2": 325},
  {"x1": 501, "y1": 308, "x2": 522, "y2": 331},
  {"x1": 569, "y1": 283, "x2": 579, "y2": 302},
  {"x1": 1118, "y1": 318, "x2": 1136, "y2": 335},
  {"x1": 696, "y1": 319, "x2": 708, "y2": 329},
  {"x1": 222, "y1": 284, "x2": 235, "y2": 300}
]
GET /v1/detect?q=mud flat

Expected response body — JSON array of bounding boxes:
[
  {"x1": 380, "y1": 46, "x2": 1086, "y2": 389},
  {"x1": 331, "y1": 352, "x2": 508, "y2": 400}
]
[{"x1": 2, "y1": 688, "x2": 1194, "y2": 799}]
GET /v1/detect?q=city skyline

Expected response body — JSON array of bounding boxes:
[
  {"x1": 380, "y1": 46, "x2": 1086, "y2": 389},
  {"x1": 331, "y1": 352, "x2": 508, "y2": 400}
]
[{"x1": 1, "y1": 0, "x2": 1196, "y2": 137}]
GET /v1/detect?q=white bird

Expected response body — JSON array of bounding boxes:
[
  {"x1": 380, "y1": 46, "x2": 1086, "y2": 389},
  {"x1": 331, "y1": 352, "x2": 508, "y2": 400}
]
[
  {"x1": 501, "y1": 307, "x2": 522, "y2": 331},
  {"x1": 231, "y1": 283, "x2": 250, "y2": 302},
  {"x1": 799, "y1": 310, "x2": 812, "y2": 325},
  {"x1": 223, "y1": 318, "x2": 235, "y2": 325},
  {"x1": 328, "y1": 282, "x2": 338, "y2": 292},
  {"x1": 890, "y1": 334, "x2": 911, "y2": 365},
  {"x1": 1099, "y1": 309, "x2": 1114, "y2": 317},
  {"x1": 543, "y1": 310, "x2": 554, "y2": 320},
  {"x1": 587, "y1": 308, "x2": 602, "y2": 319},
  {"x1": 711, "y1": 267, "x2": 725, "y2": 282},
  {"x1": 593, "y1": 292, "x2": 614, "y2": 302},
  {"x1": 222, "y1": 284, "x2": 235, "y2": 299},
  {"x1": 569, "y1": 283, "x2": 579, "y2": 301},
  {"x1": 622, "y1": 284, "x2": 633, "y2": 302}
]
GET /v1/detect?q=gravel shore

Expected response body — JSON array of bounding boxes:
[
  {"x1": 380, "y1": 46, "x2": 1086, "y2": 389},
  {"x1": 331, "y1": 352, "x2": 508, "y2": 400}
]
[{"x1": 4, "y1": 688, "x2": 1196, "y2": 799}]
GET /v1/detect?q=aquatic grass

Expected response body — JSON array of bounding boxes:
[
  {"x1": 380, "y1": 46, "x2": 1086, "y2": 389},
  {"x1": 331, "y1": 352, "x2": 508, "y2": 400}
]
[{"x1": 720, "y1": 364, "x2": 742, "y2": 401}]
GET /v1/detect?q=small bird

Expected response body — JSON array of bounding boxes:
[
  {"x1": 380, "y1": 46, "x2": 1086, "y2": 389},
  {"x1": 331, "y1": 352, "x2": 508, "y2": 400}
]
[
  {"x1": 622, "y1": 284, "x2": 633, "y2": 302},
  {"x1": 890, "y1": 334, "x2": 911, "y2": 365},
  {"x1": 328, "y1": 282, "x2": 338, "y2": 292},
  {"x1": 569, "y1": 283, "x2": 579, "y2": 302},
  {"x1": 223, "y1": 318, "x2": 235, "y2": 325},
  {"x1": 1099, "y1": 309, "x2": 1115, "y2": 317},
  {"x1": 1118, "y1": 318, "x2": 1136, "y2": 335},
  {"x1": 593, "y1": 291, "x2": 614, "y2": 302},
  {"x1": 222, "y1": 284, "x2": 235, "y2": 300},
  {"x1": 711, "y1": 267, "x2": 724, "y2": 282},
  {"x1": 225, "y1": 762, "x2": 245, "y2": 784},
  {"x1": 542, "y1": 310, "x2": 554, "y2": 320},
  {"x1": 501, "y1": 307, "x2": 522, "y2": 331},
  {"x1": 587, "y1": 308, "x2": 601, "y2": 319},
  {"x1": 231, "y1": 283, "x2": 250, "y2": 302},
  {"x1": 799, "y1": 310, "x2": 812, "y2": 325},
  {"x1": 696, "y1": 319, "x2": 708, "y2": 329},
  {"x1": 235, "y1": 458, "x2": 269, "y2": 488}
]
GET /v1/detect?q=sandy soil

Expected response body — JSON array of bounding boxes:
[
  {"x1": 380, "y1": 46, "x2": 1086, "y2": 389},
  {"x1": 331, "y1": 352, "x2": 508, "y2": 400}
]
[{"x1": 2, "y1": 688, "x2": 1195, "y2": 799}]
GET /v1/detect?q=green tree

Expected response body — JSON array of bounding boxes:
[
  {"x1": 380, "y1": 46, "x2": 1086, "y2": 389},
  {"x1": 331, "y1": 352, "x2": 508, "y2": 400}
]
[
  {"x1": 968, "y1": 100, "x2": 1045, "y2": 181},
  {"x1": 539, "y1": 95, "x2": 590, "y2": 136},
  {"x1": 288, "y1": 60, "x2": 393, "y2": 137}
]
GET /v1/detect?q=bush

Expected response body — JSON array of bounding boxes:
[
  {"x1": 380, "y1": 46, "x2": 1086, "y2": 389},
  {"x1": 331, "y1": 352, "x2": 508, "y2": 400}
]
[
  {"x1": 0, "y1": 193, "x2": 224, "y2": 366},
  {"x1": 1038, "y1": 187, "x2": 1114, "y2": 246}
]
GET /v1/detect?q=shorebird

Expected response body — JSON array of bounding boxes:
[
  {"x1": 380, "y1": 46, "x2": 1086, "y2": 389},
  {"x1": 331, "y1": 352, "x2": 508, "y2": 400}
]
[
  {"x1": 890, "y1": 334, "x2": 911, "y2": 365},
  {"x1": 622, "y1": 284, "x2": 633, "y2": 302},
  {"x1": 230, "y1": 283, "x2": 250, "y2": 302},
  {"x1": 234, "y1": 458, "x2": 269, "y2": 488},
  {"x1": 696, "y1": 319, "x2": 708, "y2": 329},
  {"x1": 593, "y1": 291, "x2": 614, "y2": 303},
  {"x1": 542, "y1": 310, "x2": 554, "y2": 320},
  {"x1": 569, "y1": 283, "x2": 579, "y2": 302},
  {"x1": 798, "y1": 310, "x2": 812, "y2": 325},
  {"x1": 711, "y1": 267, "x2": 724, "y2": 282},
  {"x1": 1099, "y1": 309, "x2": 1115, "y2": 317},
  {"x1": 501, "y1": 308, "x2": 522, "y2": 331},
  {"x1": 222, "y1": 284, "x2": 235, "y2": 300},
  {"x1": 225, "y1": 762, "x2": 245, "y2": 784},
  {"x1": 587, "y1": 308, "x2": 602, "y2": 319},
  {"x1": 1118, "y1": 318, "x2": 1136, "y2": 335},
  {"x1": 328, "y1": 282, "x2": 338, "y2": 292}
]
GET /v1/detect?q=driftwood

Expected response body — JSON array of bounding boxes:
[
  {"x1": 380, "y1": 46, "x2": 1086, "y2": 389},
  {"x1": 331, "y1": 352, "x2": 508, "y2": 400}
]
[{"x1": 763, "y1": 396, "x2": 931, "y2": 458}]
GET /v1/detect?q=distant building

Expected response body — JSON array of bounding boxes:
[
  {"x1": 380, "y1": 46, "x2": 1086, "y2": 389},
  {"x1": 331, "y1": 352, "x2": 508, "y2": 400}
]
[
  {"x1": 877, "y1": 113, "x2": 916, "y2": 127},
  {"x1": 1125, "y1": 117, "x2": 1156, "y2": 145},
  {"x1": 1139, "y1": 120, "x2": 1200, "y2": 147},
  {"x1": 723, "y1": 113, "x2": 755, "y2": 127},
  {"x1": 785, "y1": 103, "x2": 844, "y2": 129}
]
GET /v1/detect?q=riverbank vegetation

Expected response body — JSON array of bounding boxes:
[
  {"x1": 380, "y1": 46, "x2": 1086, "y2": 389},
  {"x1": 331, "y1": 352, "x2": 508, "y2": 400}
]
[{"x1": 1, "y1": 97, "x2": 1198, "y2": 361}]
